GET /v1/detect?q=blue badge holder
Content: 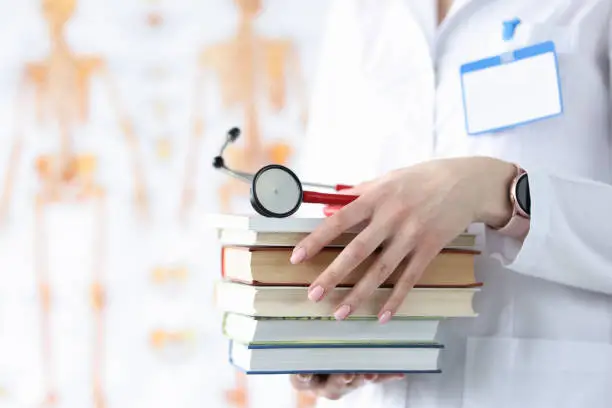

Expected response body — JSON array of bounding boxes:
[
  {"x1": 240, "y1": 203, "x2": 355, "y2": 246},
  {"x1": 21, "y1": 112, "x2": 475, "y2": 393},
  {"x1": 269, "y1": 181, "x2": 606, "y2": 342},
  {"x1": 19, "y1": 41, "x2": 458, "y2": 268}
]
[{"x1": 459, "y1": 40, "x2": 564, "y2": 136}]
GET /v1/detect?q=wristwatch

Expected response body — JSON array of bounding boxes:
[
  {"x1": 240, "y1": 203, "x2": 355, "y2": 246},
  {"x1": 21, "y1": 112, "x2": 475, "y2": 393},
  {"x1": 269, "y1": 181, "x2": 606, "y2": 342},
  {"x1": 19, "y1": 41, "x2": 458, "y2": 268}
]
[{"x1": 496, "y1": 164, "x2": 531, "y2": 238}]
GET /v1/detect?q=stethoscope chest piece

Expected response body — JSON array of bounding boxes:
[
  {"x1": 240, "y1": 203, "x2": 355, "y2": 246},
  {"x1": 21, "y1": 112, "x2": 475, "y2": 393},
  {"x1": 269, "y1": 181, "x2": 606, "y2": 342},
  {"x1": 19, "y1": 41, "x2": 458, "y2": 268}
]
[{"x1": 250, "y1": 164, "x2": 303, "y2": 218}]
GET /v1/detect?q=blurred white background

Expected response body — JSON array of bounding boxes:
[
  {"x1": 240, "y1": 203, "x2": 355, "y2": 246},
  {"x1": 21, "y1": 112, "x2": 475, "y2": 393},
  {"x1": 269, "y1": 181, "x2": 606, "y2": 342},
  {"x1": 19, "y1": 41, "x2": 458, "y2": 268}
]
[{"x1": 0, "y1": 0, "x2": 330, "y2": 407}]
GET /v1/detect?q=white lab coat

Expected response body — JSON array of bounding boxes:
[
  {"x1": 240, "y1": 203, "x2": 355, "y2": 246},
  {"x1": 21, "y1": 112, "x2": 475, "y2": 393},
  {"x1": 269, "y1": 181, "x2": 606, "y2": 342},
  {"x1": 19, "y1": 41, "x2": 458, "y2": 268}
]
[{"x1": 296, "y1": 1, "x2": 612, "y2": 407}]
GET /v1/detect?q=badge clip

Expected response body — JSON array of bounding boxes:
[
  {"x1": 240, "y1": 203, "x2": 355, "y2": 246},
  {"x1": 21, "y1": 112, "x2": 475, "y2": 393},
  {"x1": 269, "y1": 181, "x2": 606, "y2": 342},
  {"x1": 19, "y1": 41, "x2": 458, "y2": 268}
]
[{"x1": 502, "y1": 17, "x2": 521, "y2": 41}]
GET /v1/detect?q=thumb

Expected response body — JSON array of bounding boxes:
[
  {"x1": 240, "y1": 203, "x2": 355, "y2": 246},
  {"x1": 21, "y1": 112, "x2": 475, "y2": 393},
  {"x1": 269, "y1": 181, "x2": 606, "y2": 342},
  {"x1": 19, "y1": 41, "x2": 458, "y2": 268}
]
[
  {"x1": 323, "y1": 180, "x2": 375, "y2": 217},
  {"x1": 338, "y1": 180, "x2": 376, "y2": 196}
]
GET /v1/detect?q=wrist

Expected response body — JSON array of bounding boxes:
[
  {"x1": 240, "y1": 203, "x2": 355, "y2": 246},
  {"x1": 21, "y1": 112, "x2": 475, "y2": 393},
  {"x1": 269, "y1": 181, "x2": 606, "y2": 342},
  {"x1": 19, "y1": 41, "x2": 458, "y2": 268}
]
[{"x1": 472, "y1": 158, "x2": 517, "y2": 228}]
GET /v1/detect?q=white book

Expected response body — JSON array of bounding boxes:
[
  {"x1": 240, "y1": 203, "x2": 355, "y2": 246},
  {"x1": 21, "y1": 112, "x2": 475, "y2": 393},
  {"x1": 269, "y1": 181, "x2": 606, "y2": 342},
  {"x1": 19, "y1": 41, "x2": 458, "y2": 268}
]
[
  {"x1": 214, "y1": 281, "x2": 478, "y2": 318},
  {"x1": 229, "y1": 341, "x2": 443, "y2": 374},
  {"x1": 203, "y1": 213, "x2": 476, "y2": 248},
  {"x1": 202, "y1": 213, "x2": 359, "y2": 233},
  {"x1": 222, "y1": 313, "x2": 441, "y2": 345}
]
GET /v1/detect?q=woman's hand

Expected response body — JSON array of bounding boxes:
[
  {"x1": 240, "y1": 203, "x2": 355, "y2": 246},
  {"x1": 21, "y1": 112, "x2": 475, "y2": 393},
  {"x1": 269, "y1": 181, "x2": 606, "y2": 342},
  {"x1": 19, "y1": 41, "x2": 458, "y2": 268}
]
[
  {"x1": 290, "y1": 157, "x2": 517, "y2": 322},
  {"x1": 290, "y1": 373, "x2": 405, "y2": 400}
]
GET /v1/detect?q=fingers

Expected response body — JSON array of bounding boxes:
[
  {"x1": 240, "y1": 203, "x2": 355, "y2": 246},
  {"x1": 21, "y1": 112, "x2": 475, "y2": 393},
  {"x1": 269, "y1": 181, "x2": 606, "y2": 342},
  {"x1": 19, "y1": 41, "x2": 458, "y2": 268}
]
[
  {"x1": 290, "y1": 373, "x2": 326, "y2": 392},
  {"x1": 323, "y1": 205, "x2": 342, "y2": 217},
  {"x1": 337, "y1": 180, "x2": 376, "y2": 196},
  {"x1": 324, "y1": 182, "x2": 375, "y2": 217},
  {"x1": 333, "y1": 227, "x2": 416, "y2": 322},
  {"x1": 316, "y1": 373, "x2": 405, "y2": 400},
  {"x1": 306, "y1": 221, "x2": 391, "y2": 308},
  {"x1": 373, "y1": 373, "x2": 406, "y2": 383},
  {"x1": 317, "y1": 374, "x2": 364, "y2": 400},
  {"x1": 291, "y1": 197, "x2": 373, "y2": 265},
  {"x1": 290, "y1": 373, "x2": 407, "y2": 401},
  {"x1": 380, "y1": 244, "x2": 438, "y2": 318},
  {"x1": 337, "y1": 187, "x2": 360, "y2": 195}
]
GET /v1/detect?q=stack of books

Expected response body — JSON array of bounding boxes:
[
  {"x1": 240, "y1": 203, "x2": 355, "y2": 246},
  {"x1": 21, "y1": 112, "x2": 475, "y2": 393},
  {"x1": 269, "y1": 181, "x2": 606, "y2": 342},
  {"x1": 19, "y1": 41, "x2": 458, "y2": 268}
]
[{"x1": 207, "y1": 213, "x2": 481, "y2": 375}]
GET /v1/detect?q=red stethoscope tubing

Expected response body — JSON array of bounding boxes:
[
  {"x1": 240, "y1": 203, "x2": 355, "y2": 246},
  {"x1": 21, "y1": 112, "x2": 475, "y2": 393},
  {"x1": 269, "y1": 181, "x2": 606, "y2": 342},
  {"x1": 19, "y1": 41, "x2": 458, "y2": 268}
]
[
  {"x1": 302, "y1": 191, "x2": 358, "y2": 206},
  {"x1": 301, "y1": 184, "x2": 356, "y2": 215},
  {"x1": 302, "y1": 183, "x2": 357, "y2": 205}
]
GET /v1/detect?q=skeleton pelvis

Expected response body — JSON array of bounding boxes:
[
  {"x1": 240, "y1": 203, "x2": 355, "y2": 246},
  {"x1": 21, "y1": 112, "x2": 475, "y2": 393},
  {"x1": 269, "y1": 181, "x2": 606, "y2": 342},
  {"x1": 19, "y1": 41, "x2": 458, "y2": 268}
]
[{"x1": 35, "y1": 153, "x2": 97, "y2": 183}]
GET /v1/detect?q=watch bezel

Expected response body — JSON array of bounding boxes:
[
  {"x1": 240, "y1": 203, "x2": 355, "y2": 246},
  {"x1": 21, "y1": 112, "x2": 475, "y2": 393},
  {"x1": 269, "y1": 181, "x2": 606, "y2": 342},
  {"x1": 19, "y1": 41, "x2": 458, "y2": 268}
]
[{"x1": 513, "y1": 172, "x2": 530, "y2": 218}]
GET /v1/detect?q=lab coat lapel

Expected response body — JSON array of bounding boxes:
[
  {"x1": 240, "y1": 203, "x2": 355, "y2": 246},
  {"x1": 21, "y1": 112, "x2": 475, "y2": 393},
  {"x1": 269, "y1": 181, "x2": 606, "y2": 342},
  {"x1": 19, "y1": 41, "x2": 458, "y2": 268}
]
[
  {"x1": 361, "y1": 0, "x2": 438, "y2": 171},
  {"x1": 435, "y1": 0, "x2": 487, "y2": 52},
  {"x1": 365, "y1": 0, "x2": 432, "y2": 64},
  {"x1": 400, "y1": 0, "x2": 436, "y2": 58},
  {"x1": 444, "y1": 0, "x2": 483, "y2": 21}
]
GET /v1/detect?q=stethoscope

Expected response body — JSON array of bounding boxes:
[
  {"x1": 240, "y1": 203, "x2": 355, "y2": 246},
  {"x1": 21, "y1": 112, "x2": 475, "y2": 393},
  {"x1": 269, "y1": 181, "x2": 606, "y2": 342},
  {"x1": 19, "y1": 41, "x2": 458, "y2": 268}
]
[{"x1": 212, "y1": 127, "x2": 358, "y2": 218}]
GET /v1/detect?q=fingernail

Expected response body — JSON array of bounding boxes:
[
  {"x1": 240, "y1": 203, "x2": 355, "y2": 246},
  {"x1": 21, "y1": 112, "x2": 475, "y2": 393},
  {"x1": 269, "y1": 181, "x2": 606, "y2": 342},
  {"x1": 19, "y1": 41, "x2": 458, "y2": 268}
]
[
  {"x1": 364, "y1": 373, "x2": 377, "y2": 381},
  {"x1": 378, "y1": 311, "x2": 392, "y2": 324},
  {"x1": 296, "y1": 373, "x2": 312, "y2": 382},
  {"x1": 342, "y1": 374, "x2": 355, "y2": 383},
  {"x1": 334, "y1": 305, "x2": 351, "y2": 320},
  {"x1": 290, "y1": 247, "x2": 306, "y2": 264},
  {"x1": 308, "y1": 286, "x2": 324, "y2": 302}
]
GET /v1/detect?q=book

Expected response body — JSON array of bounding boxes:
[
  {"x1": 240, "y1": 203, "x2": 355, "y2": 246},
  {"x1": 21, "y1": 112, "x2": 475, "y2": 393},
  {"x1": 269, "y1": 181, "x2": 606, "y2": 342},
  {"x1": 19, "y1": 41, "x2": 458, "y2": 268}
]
[
  {"x1": 209, "y1": 213, "x2": 479, "y2": 376},
  {"x1": 204, "y1": 213, "x2": 349, "y2": 233},
  {"x1": 205, "y1": 213, "x2": 476, "y2": 249},
  {"x1": 229, "y1": 341, "x2": 443, "y2": 374},
  {"x1": 222, "y1": 312, "x2": 441, "y2": 345},
  {"x1": 221, "y1": 246, "x2": 479, "y2": 287},
  {"x1": 217, "y1": 228, "x2": 476, "y2": 249},
  {"x1": 214, "y1": 280, "x2": 478, "y2": 318}
]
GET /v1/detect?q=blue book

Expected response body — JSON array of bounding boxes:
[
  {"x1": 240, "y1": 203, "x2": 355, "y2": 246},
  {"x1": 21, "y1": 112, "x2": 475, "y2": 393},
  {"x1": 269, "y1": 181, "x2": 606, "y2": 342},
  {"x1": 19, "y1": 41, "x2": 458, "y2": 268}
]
[{"x1": 228, "y1": 340, "x2": 443, "y2": 375}]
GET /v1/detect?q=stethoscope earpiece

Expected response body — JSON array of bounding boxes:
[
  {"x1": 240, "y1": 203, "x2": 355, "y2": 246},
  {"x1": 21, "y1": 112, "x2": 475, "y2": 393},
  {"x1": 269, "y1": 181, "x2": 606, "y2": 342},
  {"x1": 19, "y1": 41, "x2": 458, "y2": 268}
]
[
  {"x1": 227, "y1": 127, "x2": 241, "y2": 142},
  {"x1": 212, "y1": 156, "x2": 225, "y2": 169}
]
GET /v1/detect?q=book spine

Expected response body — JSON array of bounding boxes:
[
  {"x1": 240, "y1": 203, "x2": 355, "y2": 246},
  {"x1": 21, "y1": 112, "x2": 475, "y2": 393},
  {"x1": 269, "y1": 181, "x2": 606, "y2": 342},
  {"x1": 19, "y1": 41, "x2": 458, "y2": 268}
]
[
  {"x1": 220, "y1": 246, "x2": 226, "y2": 278},
  {"x1": 221, "y1": 313, "x2": 228, "y2": 337}
]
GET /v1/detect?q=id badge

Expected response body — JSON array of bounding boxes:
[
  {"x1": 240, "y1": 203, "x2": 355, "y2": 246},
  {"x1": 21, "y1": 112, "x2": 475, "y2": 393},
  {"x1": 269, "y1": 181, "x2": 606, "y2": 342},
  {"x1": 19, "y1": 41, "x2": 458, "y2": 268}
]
[{"x1": 460, "y1": 41, "x2": 563, "y2": 136}]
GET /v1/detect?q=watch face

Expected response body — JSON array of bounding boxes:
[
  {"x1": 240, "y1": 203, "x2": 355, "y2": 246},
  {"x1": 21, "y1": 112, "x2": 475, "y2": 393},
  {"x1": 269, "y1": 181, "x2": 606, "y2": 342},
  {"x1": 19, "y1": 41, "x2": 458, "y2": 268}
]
[{"x1": 516, "y1": 173, "x2": 530, "y2": 215}]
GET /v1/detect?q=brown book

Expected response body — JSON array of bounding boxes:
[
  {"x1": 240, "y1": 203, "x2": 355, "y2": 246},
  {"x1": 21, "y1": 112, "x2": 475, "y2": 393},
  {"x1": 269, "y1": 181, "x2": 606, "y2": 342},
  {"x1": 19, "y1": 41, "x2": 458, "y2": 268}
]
[{"x1": 221, "y1": 246, "x2": 480, "y2": 288}]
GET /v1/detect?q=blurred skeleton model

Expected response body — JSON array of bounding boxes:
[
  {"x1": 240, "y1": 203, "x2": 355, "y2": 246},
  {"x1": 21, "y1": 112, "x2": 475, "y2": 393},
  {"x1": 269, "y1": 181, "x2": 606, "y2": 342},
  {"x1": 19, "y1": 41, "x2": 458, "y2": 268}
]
[
  {"x1": 225, "y1": 371, "x2": 249, "y2": 408},
  {"x1": 224, "y1": 370, "x2": 317, "y2": 408},
  {"x1": 34, "y1": 154, "x2": 106, "y2": 408},
  {"x1": 149, "y1": 265, "x2": 197, "y2": 362},
  {"x1": 179, "y1": 0, "x2": 308, "y2": 220},
  {"x1": 149, "y1": 328, "x2": 196, "y2": 362},
  {"x1": 0, "y1": 0, "x2": 149, "y2": 406},
  {"x1": 297, "y1": 391, "x2": 317, "y2": 408}
]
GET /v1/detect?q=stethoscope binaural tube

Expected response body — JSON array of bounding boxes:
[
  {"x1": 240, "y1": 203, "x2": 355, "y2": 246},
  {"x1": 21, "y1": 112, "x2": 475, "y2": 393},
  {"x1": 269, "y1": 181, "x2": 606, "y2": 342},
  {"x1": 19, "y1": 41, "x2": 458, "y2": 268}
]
[{"x1": 212, "y1": 128, "x2": 253, "y2": 183}]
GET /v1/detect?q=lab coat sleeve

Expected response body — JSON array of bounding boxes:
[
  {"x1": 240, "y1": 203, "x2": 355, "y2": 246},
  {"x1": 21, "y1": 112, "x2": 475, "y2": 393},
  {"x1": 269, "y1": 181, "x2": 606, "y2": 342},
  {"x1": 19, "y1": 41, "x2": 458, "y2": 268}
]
[
  {"x1": 482, "y1": 10, "x2": 612, "y2": 295},
  {"x1": 484, "y1": 170, "x2": 612, "y2": 294}
]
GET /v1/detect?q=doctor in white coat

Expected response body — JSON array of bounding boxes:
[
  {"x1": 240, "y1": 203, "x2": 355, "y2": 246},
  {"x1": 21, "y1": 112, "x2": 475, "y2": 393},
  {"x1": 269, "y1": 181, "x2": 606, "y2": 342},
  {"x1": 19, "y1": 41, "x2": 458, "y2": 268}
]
[{"x1": 289, "y1": 0, "x2": 612, "y2": 407}]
